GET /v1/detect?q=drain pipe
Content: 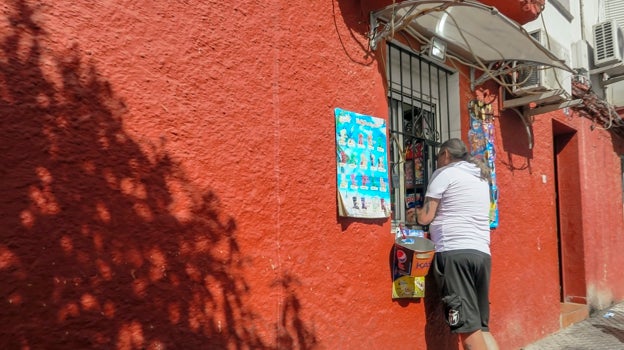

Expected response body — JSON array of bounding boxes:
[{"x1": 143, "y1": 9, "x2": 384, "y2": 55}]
[{"x1": 579, "y1": 0, "x2": 585, "y2": 41}]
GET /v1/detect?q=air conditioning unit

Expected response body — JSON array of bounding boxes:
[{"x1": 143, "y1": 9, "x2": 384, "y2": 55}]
[
  {"x1": 592, "y1": 20, "x2": 624, "y2": 67},
  {"x1": 509, "y1": 30, "x2": 570, "y2": 96}
]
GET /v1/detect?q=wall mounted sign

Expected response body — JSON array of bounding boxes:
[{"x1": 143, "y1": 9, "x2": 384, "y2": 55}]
[
  {"x1": 335, "y1": 108, "x2": 390, "y2": 218},
  {"x1": 467, "y1": 100, "x2": 499, "y2": 228}
]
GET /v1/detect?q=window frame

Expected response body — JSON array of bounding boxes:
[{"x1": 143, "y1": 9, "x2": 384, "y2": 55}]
[{"x1": 385, "y1": 41, "x2": 458, "y2": 228}]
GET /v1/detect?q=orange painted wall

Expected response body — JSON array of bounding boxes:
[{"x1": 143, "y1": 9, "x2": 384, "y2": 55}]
[
  {"x1": 489, "y1": 102, "x2": 624, "y2": 347},
  {"x1": 1, "y1": 1, "x2": 623, "y2": 349}
]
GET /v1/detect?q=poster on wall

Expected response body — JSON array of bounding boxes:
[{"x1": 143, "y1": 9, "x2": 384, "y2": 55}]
[
  {"x1": 467, "y1": 100, "x2": 499, "y2": 228},
  {"x1": 335, "y1": 108, "x2": 390, "y2": 218}
]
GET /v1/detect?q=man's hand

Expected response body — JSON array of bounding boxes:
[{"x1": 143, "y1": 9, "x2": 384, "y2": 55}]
[{"x1": 406, "y1": 208, "x2": 416, "y2": 224}]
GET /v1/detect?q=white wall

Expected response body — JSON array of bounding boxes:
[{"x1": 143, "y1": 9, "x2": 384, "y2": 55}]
[{"x1": 526, "y1": 0, "x2": 624, "y2": 107}]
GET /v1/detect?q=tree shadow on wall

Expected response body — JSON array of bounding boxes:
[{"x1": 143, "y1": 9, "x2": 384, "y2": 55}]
[
  {"x1": 0, "y1": 1, "x2": 316, "y2": 349},
  {"x1": 332, "y1": 0, "x2": 379, "y2": 66}
]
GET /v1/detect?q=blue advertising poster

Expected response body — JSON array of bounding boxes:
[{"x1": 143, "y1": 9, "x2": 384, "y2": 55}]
[
  {"x1": 335, "y1": 108, "x2": 390, "y2": 218},
  {"x1": 467, "y1": 100, "x2": 499, "y2": 228}
]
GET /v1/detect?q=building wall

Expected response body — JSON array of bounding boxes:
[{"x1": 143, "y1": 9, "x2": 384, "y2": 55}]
[
  {"x1": 577, "y1": 118, "x2": 624, "y2": 308},
  {"x1": 1, "y1": 1, "x2": 623, "y2": 349}
]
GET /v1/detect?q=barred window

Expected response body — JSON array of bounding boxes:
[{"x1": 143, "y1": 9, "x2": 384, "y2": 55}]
[{"x1": 386, "y1": 42, "x2": 459, "y2": 227}]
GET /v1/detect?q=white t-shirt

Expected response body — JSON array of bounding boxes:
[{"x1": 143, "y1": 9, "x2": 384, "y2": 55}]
[{"x1": 425, "y1": 161, "x2": 491, "y2": 255}]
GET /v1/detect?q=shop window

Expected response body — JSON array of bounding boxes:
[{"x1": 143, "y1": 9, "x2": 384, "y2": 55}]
[{"x1": 386, "y1": 42, "x2": 459, "y2": 228}]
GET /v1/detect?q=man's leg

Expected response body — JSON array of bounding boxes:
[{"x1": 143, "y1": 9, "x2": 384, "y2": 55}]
[
  {"x1": 483, "y1": 331, "x2": 499, "y2": 350},
  {"x1": 459, "y1": 330, "x2": 487, "y2": 350}
]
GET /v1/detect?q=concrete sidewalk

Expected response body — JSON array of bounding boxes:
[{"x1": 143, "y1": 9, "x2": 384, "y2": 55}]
[{"x1": 522, "y1": 302, "x2": 624, "y2": 349}]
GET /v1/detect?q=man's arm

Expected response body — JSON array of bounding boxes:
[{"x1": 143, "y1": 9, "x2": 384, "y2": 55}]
[{"x1": 415, "y1": 196, "x2": 440, "y2": 225}]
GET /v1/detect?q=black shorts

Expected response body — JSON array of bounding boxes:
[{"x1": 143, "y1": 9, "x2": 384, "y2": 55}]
[{"x1": 432, "y1": 249, "x2": 492, "y2": 334}]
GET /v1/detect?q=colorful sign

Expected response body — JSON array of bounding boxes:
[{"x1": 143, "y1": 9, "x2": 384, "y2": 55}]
[
  {"x1": 335, "y1": 108, "x2": 390, "y2": 218},
  {"x1": 467, "y1": 100, "x2": 499, "y2": 228},
  {"x1": 392, "y1": 229, "x2": 428, "y2": 299},
  {"x1": 392, "y1": 275, "x2": 425, "y2": 299}
]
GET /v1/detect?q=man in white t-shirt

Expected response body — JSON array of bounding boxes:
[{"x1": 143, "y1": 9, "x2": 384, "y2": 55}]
[{"x1": 415, "y1": 138, "x2": 498, "y2": 350}]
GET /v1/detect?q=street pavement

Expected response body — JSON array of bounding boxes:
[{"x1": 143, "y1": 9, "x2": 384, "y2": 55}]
[{"x1": 522, "y1": 302, "x2": 624, "y2": 349}]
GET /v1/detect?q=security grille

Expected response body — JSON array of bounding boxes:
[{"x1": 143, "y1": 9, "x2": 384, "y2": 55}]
[{"x1": 386, "y1": 41, "x2": 455, "y2": 224}]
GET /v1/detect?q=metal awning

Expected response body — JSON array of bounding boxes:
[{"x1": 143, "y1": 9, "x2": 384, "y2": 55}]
[{"x1": 369, "y1": 0, "x2": 573, "y2": 72}]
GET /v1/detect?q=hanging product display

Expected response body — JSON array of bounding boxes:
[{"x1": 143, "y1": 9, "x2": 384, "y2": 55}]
[
  {"x1": 403, "y1": 140, "x2": 425, "y2": 215},
  {"x1": 335, "y1": 108, "x2": 391, "y2": 218},
  {"x1": 467, "y1": 100, "x2": 499, "y2": 228}
]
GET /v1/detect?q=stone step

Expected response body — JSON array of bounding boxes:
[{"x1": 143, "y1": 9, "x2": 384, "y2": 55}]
[{"x1": 560, "y1": 302, "x2": 589, "y2": 328}]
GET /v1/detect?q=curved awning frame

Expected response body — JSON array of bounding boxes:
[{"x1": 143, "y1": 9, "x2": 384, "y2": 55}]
[{"x1": 369, "y1": 0, "x2": 574, "y2": 73}]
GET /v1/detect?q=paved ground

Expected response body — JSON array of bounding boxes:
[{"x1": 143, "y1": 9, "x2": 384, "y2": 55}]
[{"x1": 522, "y1": 302, "x2": 624, "y2": 349}]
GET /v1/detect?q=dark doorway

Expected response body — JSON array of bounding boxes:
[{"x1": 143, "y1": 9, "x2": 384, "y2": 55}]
[{"x1": 552, "y1": 120, "x2": 586, "y2": 304}]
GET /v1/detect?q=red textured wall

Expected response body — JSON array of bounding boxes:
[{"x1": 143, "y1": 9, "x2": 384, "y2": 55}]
[
  {"x1": 577, "y1": 119, "x2": 624, "y2": 307},
  {"x1": 489, "y1": 107, "x2": 560, "y2": 347},
  {"x1": 1, "y1": 1, "x2": 623, "y2": 349},
  {"x1": 488, "y1": 103, "x2": 624, "y2": 348}
]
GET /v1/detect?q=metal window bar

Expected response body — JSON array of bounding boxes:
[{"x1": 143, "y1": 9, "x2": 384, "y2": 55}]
[
  {"x1": 621, "y1": 155, "x2": 624, "y2": 204},
  {"x1": 387, "y1": 41, "x2": 453, "y2": 225}
]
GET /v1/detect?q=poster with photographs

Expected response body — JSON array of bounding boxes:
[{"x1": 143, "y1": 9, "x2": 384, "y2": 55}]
[{"x1": 335, "y1": 108, "x2": 390, "y2": 218}]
